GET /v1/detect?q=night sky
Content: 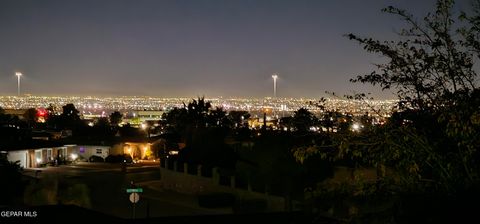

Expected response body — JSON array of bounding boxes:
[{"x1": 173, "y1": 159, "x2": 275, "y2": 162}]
[{"x1": 0, "y1": 0, "x2": 472, "y2": 98}]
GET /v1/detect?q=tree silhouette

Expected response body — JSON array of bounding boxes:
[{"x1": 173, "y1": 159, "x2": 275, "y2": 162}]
[
  {"x1": 294, "y1": 1, "x2": 480, "y2": 203},
  {"x1": 228, "y1": 111, "x2": 250, "y2": 128},
  {"x1": 186, "y1": 97, "x2": 211, "y2": 128},
  {"x1": 291, "y1": 108, "x2": 317, "y2": 134},
  {"x1": 109, "y1": 111, "x2": 123, "y2": 127},
  {"x1": 339, "y1": 0, "x2": 480, "y2": 193},
  {"x1": 279, "y1": 116, "x2": 294, "y2": 132},
  {"x1": 44, "y1": 103, "x2": 83, "y2": 132},
  {"x1": 162, "y1": 98, "x2": 237, "y2": 168},
  {"x1": 162, "y1": 107, "x2": 188, "y2": 134},
  {"x1": 23, "y1": 108, "x2": 37, "y2": 128},
  {"x1": 94, "y1": 117, "x2": 112, "y2": 137},
  {"x1": 347, "y1": 0, "x2": 477, "y2": 111},
  {"x1": 0, "y1": 153, "x2": 25, "y2": 205},
  {"x1": 60, "y1": 103, "x2": 81, "y2": 129},
  {"x1": 207, "y1": 107, "x2": 230, "y2": 128}
]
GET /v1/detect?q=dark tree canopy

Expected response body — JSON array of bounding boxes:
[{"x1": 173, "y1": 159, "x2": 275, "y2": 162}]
[
  {"x1": 60, "y1": 104, "x2": 81, "y2": 129},
  {"x1": 294, "y1": 0, "x2": 480, "y2": 197},
  {"x1": 347, "y1": 0, "x2": 478, "y2": 111},
  {"x1": 291, "y1": 108, "x2": 317, "y2": 133},
  {"x1": 161, "y1": 98, "x2": 241, "y2": 168},
  {"x1": 342, "y1": 0, "x2": 480, "y2": 193},
  {"x1": 109, "y1": 111, "x2": 123, "y2": 126},
  {"x1": 227, "y1": 111, "x2": 250, "y2": 128},
  {"x1": 23, "y1": 108, "x2": 37, "y2": 127},
  {"x1": 0, "y1": 153, "x2": 25, "y2": 205}
]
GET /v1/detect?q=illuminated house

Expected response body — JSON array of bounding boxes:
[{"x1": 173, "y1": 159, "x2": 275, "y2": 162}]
[
  {"x1": 5, "y1": 145, "x2": 68, "y2": 168},
  {"x1": 66, "y1": 145, "x2": 110, "y2": 161},
  {"x1": 4, "y1": 144, "x2": 110, "y2": 168}
]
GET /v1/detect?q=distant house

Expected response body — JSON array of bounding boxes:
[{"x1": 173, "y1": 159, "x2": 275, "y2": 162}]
[
  {"x1": 68, "y1": 145, "x2": 110, "y2": 161},
  {"x1": 28, "y1": 130, "x2": 65, "y2": 141},
  {"x1": 135, "y1": 110, "x2": 164, "y2": 122},
  {"x1": 31, "y1": 131, "x2": 53, "y2": 141},
  {"x1": 5, "y1": 146, "x2": 68, "y2": 168},
  {"x1": 123, "y1": 110, "x2": 164, "y2": 126},
  {"x1": 4, "y1": 144, "x2": 111, "y2": 168},
  {"x1": 3, "y1": 109, "x2": 27, "y2": 119},
  {"x1": 111, "y1": 142, "x2": 152, "y2": 160}
]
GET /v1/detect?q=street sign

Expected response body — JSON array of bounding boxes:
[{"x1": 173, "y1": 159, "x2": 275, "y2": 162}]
[
  {"x1": 129, "y1": 192, "x2": 140, "y2": 203},
  {"x1": 126, "y1": 188, "x2": 143, "y2": 193}
]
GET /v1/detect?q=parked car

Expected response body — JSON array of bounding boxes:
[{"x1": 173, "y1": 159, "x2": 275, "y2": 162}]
[{"x1": 88, "y1": 155, "x2": 105, "y2": 163}]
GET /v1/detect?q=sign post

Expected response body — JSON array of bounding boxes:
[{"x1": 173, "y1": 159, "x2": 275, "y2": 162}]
[
  {"x1": 126, "y1": 188, "x2": 143, "y2": 193},
  {"x1": 129, "y1": 192, "x2": 140, "y2": 219},
  {"x1": 127, "y1": 184, "x2": 143, "y2": 219}
]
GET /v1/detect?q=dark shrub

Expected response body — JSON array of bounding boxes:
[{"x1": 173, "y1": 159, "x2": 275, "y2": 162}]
[
  {"x1": 105, "y1": 155, "x2": 118, "y2": 163},
  {"x1": 89, "y1": 155, "x2": 104, "y2": 163},
  {"x1": 123, "y1": 154, "x2": 133, "y2": 163},
  {"x1": 105, "y1": 154, "x2": 132, "y2": 163}
]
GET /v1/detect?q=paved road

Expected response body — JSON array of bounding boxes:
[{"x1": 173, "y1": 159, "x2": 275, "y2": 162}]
[{"x1": 22, "y1": 162, "x2": 231, "y2": 218}]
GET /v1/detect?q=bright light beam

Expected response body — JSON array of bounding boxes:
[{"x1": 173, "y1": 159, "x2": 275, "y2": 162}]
[
  {"x1": 272, "y1": 73, "x2": 278, "y2": 98},
  {"x1": 15, "y1": 72, "x2": 22, "y2": 96}
]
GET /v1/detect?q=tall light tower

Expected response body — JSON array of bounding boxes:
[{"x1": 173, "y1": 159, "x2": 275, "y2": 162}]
[
  {"x1": 272, "y1": 73, "x2": 278, "y2": 98},
  {"x1": 15, "y1": 72, "x2": 22, "y2": 96}
]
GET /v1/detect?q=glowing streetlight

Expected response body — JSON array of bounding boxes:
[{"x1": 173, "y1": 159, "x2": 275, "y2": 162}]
[
  {"x1": 272, "y1": 73, "x2": 278, "y2": 98},
  {"x1": 141, "y1": 123, "x2": 150, "y2": 139},
  {"x1": 15, "y1": 72, "x2": 22, "y2": 96},
  {"x1": 352, "y1": 123, "x2": 362, "y2": 132}
]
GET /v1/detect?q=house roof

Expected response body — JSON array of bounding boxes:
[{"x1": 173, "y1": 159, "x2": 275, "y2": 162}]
[{"x1": 0, "y1": 139, "x2": 65, "y2": 151}]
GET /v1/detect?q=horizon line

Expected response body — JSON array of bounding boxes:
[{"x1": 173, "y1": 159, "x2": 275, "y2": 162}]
[{"x1": 0, "y1": 94, "x2": 397, "y2": 101}]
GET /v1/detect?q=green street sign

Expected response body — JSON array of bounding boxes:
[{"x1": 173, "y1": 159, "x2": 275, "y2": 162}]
[{"x1": 126, "y1": 188, "x2": 143, "y2": 193}]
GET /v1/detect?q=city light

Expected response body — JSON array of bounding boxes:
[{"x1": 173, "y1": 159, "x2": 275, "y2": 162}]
[
  {"x1": 71, "y1": 153, "x2": 78, "y2": 160},
  {"x1": 352, "y1": 123, "x2": 362, "y2": 132},
  {"x1": 0, "y1": 96, "x2": 397, "y2": 125},
  {"x1": 168, "y1": 151, "x2": 179, "y2": 155}
]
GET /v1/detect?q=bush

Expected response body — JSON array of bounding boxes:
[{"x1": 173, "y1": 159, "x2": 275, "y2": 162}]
[
  {"x1": 88, "y1": 155, "x2": 104, "y2": 163},
  {"x1": 123, "y1": 154, "x2": 133, "y2": 163},
  {"x1": 198, "y1": 193, "x2": 235, "y2": 208},
  {"x1": 105, "y1": 154, "x2": 132, "y2": 163}
]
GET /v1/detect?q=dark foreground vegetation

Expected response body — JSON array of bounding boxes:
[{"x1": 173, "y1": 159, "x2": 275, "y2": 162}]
[{"x1": 296, "y1": 0, "x2": 480, "y2": 222}]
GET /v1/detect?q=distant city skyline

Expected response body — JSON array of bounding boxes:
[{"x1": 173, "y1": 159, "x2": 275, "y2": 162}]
[
  {"x1": 0, "y1": 95, "x2": 397, "y2": 119},
  {"x1": 0, "y1": 0, "x2": 472, "y2": 99}
]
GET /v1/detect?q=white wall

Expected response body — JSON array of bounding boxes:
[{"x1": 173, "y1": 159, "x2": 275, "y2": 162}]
[
  {"x1": 7, "y1": 150, "x2": 29, "y2": 168},
  {"x1": 72, "y1": 145, "x2": 110, "y2": 161}
]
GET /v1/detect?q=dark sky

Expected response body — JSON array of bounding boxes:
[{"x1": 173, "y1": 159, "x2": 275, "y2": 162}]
[{"x1": 0, "y1": 0, "x2": 472, "y2": 98}]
